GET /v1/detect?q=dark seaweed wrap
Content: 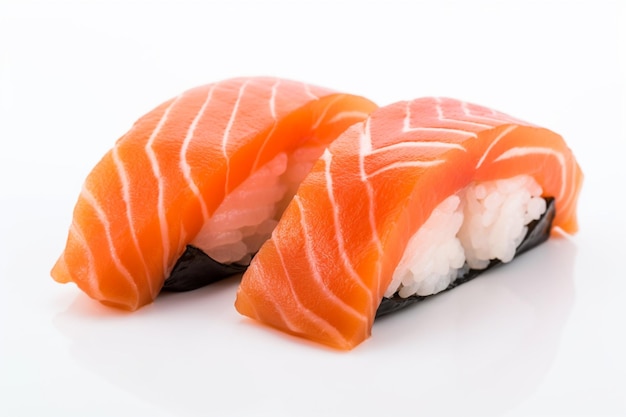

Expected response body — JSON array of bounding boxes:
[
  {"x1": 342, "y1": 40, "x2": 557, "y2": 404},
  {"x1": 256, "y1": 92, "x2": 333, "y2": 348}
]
[
  {"x1": 162, "y1": 246, "x2": 247, "y2": 292},
  {"x1": 163, "y1": 198, "x2": 555, "y2": 317},
  {"x1": 375, "y1": 197, "x2": 556, "y2": 317}
]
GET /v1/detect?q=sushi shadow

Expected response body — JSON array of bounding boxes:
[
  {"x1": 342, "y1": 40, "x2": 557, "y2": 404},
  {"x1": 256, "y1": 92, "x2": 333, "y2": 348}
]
[
  {"x1": 56, "y1": 273, "x2": 244, "y2": 318},
  {"x1": 52, "y1": 275, "x2": 248, "y2": 415},
  {"x1": 50, "y1": 238, "x2": 577, "y2": 417},
  {"x1": 366, "y1": 236, "x2": 578, "y2": 416}
]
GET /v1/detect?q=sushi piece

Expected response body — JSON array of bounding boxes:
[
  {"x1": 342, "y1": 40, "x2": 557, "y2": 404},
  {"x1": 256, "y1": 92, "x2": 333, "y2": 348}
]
[
  {"x1": 235, "y1": 97, "x2": 583, "y2": 350},
  {"x1": 51, "y1": 77, "x2": 377, "y2": 311}
]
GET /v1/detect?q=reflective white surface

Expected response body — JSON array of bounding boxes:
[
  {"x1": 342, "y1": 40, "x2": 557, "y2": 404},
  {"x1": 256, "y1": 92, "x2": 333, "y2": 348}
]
[{"x1": 1, "y1": 1, "x2": 625, "y2": 416}]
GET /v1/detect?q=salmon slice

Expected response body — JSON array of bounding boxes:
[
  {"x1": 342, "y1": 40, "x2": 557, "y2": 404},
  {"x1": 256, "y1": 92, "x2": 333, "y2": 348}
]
[
  {"x1": 51, "y1": 77, "x2": 378, "y2": 311},
  {"x1": 235, "y1": 97, "x2": 583, "y2": 350}
]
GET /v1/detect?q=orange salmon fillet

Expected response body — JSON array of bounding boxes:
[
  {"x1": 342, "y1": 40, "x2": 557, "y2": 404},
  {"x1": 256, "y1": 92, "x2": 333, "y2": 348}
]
[
  {"x1": 235, "y1": 97, "x2": 583, "y2": 350},
  {"x1": 51, "y1": 77, "x2": 377, "y2": 311}
]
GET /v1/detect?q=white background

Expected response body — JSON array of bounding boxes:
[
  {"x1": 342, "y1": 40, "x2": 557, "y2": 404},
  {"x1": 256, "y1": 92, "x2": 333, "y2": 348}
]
[{"x1": 1, "y1": 0, "x2": 625, "y2": 416}]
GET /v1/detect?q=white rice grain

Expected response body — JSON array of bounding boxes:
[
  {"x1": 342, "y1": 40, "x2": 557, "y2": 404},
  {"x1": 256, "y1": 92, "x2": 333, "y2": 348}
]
[
  {"x1": 192, "y1": 146, "x2": 325, "y2": 265},
  {"x1": 387, "y1": 174, "x2": 547, "y2": 298}
]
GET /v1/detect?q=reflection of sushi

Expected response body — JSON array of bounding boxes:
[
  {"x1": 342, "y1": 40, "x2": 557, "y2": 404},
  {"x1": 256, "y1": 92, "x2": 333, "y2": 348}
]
[
  {"x1": 235, "y1": 97, "x2": 583, "y2": 350},
  {"x1": 51, "y1": 77, "x2": 377, "y2": 311}
]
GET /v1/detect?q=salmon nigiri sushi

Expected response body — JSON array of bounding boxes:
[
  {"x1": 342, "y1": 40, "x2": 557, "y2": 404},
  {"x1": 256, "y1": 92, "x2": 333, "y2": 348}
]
[
  {"x1": 51, "y1": 77, "x2": 377, "y2": 311},
  {"x1": 235, "y1": 97, "x2": 583, "y2": 350}
]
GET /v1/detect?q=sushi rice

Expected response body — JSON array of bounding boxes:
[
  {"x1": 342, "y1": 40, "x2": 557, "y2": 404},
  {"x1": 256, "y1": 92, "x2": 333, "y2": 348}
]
[
  {"x1": 192, "y1": 145, "x2": 325, "y2": 265},
  {"x1": 198, "y1": 158, "x2": 546, "y2": 300},
  {"x1": 386, "y1": 175, "x2": 547, "y2": 298}
]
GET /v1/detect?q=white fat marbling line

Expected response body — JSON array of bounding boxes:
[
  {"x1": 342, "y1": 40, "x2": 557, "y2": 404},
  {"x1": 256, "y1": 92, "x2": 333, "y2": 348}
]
[
  {"x1": 403, "y1": 100, "x2": 479, "y2": 137},
  {"x1": 221, "y1": 79, "x2": 250, "y2": 195},
  {"x1": 247, "y1": 245, "x2": 298, "y2": 334},
  {"x1": 402, "y1": 100, "x2": 412, "y2": 132},
  {"x1": 366, "y1": 159, "x2": 445, "y2": 179},
  {"x1": 311, "y1": 94, "x2": 343, "y2": 129},
  {"x1": 465, "y1": 112, "x2": 528, "y2": 126},
  {"x1": 358, "y1": 119, "x2": 383, "y2": 256},
  {"x1": 272, "y1": 229, "x2": 350, "y2": 346},
  {"x1": 145, "y1": 94, "x2": 181, "y2": 274},
  {"x1": 475, "y1": 125, "x2": 518, "y2": 169},
  {"x1": 370, "y1": 140, "x2": 467, "y2": 155},
  {"x1": 303, "y1": 83, "x2": 319, "y2": 100},
  {"x1": 180, "y1": 84, "x2": 216, "y2": 223},
  {"x1": 112, "y1": 146, "x2": 153, "y2": 296},
  {"x1": 326, "y1": 110, "x2": 371, "y2": 125},
  {"x1": 322, "y1": 150, "x2": 375, "y2": 316},
  {"x1": 269, "y1": 79, "x2": 279, "y2": 119},
  {"x1": 436, "y1": 99, "x2": 493, "y2": 129},
  {"x1": 251, "y1": 79, "x2": 280, "y2": 172},
  {"x1": 358, "y1": 117, "x2": 373, "y2": 157},
  {"x1": 404, "y1": 126, "x2": 479, "y2": 138},
  {"x1": 294, "y1": 196, "x2": 369, "y2": 322},
  {"x1": 68, "y1": 220, "x2": 104, "y2": 299},
  {"x1": 494, "y1": 146, "x2": 567, "y2": 199},
  {"x1": 560, "y1": 157, "x2": 578, "y2": 213},
  {"x1": 80, "y1": 185, "x2": 138, "y2": 294},
  {"x1": 459, "y1": 100, "x2": 532, "y2": 127}
]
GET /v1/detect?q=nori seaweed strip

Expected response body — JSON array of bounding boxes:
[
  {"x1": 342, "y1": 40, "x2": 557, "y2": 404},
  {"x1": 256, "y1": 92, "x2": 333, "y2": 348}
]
[
  {"x1": 161, "y1": 245, "x2": 248, "y2": 292},
  {"x1": 375, "y1": 197, "x2": 556, "y2": 318}
]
